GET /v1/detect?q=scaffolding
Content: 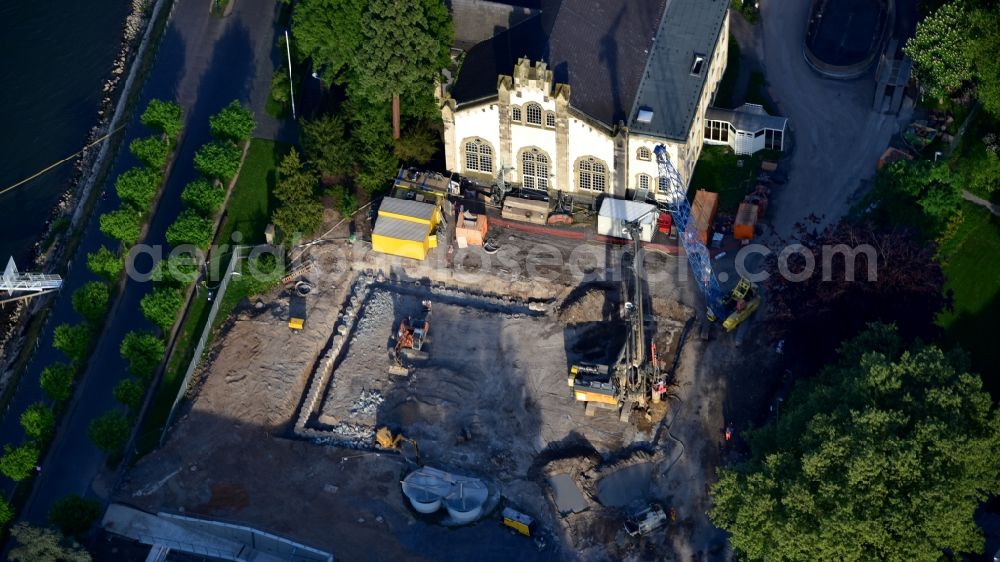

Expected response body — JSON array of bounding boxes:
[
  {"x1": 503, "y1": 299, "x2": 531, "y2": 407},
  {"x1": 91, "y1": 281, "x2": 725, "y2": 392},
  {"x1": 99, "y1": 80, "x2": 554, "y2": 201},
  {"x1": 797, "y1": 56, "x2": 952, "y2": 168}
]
[{"x1": 1, "y1": 257, "x2": 62, "y2": 304}]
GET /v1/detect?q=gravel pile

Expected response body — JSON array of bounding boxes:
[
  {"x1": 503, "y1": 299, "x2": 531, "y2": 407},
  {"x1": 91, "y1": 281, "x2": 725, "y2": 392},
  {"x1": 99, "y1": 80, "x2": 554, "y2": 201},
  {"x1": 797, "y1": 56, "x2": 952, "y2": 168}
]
[
  {"x1": 351, "y1": 290, "x2": 393, "y2": 342},
  {"x1": 350, "y1": 389, "x2": 384, "y2": 417},
  {"x1": 313, "y1": 423, "x2": 375, "y2": 448}
]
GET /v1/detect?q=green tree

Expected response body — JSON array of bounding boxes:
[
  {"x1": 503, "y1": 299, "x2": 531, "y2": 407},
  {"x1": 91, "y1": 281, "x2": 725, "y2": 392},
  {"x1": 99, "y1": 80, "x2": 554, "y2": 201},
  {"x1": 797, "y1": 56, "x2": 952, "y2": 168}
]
[
  {"x1": 8, "y1": 523, "x2": 92, "y2": 562},
  {"x1": 151, "y1": 254, "x2": 200, "y2": 286},
  {"x1": 292, "y1": 0, "x2": 365, "y2": 86},
  {"x1": 166, "y1": 209, "x2": 214, "y2": 249},
  {"x1": 181, "y1": 177, "x2": 226, "y2": 215},
  {"x1": 968, "y1": 6, "x2": 1000, "y2": 117},
  {"x1": 350, "y1": 102, "x2": 399, "y2": 192},
  {"x1": 710, "y1": 324, "x2": 1000, "y2": 561},
  {"x1": 140, "y1": 99, "x2": 183, "y2": 140},
  {"x1": 393, "y1": 120, "x2": 439, "y2": 165},
  {"x1": 71, "y1": 282, "x2": 110, "y2": 325},
  {"x1": 20, "y1": 403, "x2": 55, "y2": 441},
  {"x1": 270, "y1": 68, "x2": 291, "y2": 105},
  {"x1": 53, "y1": 324, "x2": 92, "y2": 365},
  {"x1": 271, "y1": 149, "x2": 323, "y2": 239},
  {"x1": 40, "y1": 363, "x2": 76, "y2": 403},
  {"x1": 99, "y1": 207, "x2": 143, "y2": 246},
  {"x1": 140, "y1": 287, "x2": 184, "y2": 333},
  {"x1": 905, "y1": 2, "x2": 974, "y2": 99},
  {"x1": 114, "y1": 167, "x2": 160, "y2": 210},
  {"x1": 0, "y1": 443, "x2": 39, "y2": 482},
  {"x1": 194, "y1": 140, "x2": 243, "y2": 183},
  {"x1": 301, "y1": 114, "x2": 352, "y2": 179},
  {"x1": 120, "y1": 331, "x2": 166, "y2": 380},
  {"x1": 48, "y1": 494, "x2": 101, "y2": 537},
  {"x1": 113, "y1": 378, "x2": 145, "y2": 411},
  {"x1": 87, "y1": 410, "x2": 130, "y2": 456},
  {"x1": 0, "y1": 495, "x2": 13, "y2": 528},
  {"x1": 868, "y1": 159, "x2": 963, "y2": 234},
  {"x1": 129, "y1": 136, "x2": 171, "y2": 169},
  {"x1": 209, "y1": 100, "x2": 257, "y2": 142},
  {"x1": 86, "y1": 245, "x2": 123, "y2": 283}
]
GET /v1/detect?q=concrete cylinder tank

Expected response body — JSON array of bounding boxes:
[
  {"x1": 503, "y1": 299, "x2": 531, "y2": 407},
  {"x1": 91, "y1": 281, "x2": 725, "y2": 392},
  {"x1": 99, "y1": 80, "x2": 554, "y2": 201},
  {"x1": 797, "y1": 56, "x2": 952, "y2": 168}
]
[{"x1": 443, "y1": 479, "x2": 488, "y2": 524}]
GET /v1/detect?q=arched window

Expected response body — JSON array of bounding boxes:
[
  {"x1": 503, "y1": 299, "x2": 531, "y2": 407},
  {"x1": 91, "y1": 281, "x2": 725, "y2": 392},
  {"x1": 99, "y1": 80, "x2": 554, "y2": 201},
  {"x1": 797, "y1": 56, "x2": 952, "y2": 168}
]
[
  {"x1": 577, "y1": 157, "x2": 608, "y2": 192},
  {"x1": 658, "y1": 175, "x2": 670, "y2": 193},
  {"x1": 521, "y1": 149, "x2": 549, "y2": 190},
  {"x1": 526, "y1": 104, "x2": 542, "y2": 125},
  {"x1": 464, "y1": 139, "x2": 494, "y2": 173},
  {"x1": 545, "y1": 112, "x2": 556, "y2": 128},
  {"x1": 637, "y1": 147, "x2": 651, "y2": 161},
  {"x1": 511, "y1": 106, "x2": 522, "y2": 122},
  {"x1": 637, "y1": 174, "x2": 651, "y2": 191}
]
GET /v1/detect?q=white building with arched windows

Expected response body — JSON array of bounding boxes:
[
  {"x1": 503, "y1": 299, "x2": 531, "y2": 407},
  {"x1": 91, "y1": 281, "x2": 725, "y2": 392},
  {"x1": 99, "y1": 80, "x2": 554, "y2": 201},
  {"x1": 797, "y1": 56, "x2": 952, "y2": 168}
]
[{"x1": 441, "y1": 0, "x2": 733, "y2": 202}]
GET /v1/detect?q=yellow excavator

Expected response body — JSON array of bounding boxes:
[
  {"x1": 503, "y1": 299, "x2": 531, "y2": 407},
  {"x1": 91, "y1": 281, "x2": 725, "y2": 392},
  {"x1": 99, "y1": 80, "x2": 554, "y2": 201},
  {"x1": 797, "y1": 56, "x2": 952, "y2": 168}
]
[
  {"x1": 721, "y1": 278, "x2": 761, "y2": 332},
  {"x1": 376, "y1": 427, "x2": 422, "y2": 464}
]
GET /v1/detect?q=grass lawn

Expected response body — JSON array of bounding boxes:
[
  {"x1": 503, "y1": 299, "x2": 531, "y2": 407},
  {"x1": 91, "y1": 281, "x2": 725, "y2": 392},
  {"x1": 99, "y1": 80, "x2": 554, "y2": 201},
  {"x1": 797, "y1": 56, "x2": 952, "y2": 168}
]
[
  {"x1": 134, "y1": 138, "x2": 292, "y2": 458},
  {"x1": 937, "y1": 201, "x2": 1000, "y2": 394},
  {"x1": 688, "y1": 146, "x2": 764, "y2": 214}
]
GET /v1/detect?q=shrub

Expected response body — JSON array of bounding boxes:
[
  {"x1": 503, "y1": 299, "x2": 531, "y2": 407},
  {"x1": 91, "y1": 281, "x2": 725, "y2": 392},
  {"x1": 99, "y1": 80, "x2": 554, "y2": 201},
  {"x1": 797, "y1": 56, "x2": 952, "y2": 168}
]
[
  {"x1": 181, "y1": 178, "x2": 226, "y2": 215},
  {"x1": 8, "y1": 523, "x2": 92, "y2": 562},
  {"x1": 86, "y1": 245, "x2": 123, "y2": 283},
  {"x1": 71, "y1": 282, "x2": 110, "y2": 325},
  {"x1": 194, "y1": 141, "x2": 242, "y2": 183},
  {"x1": 53, "y1": 324, "x2": 92, "y2": 365},
  {"x1": 113, "y1": 379, "x2": 145, "y2": 411},
  {"x1": 0, "y1": 496, "x2": 12, "y2": 528},
  {"x1": 120, "y1": 331, "x2": 166, "y2": 380},
  {"x1": 140, "y1": 287, "x2": 184, "y2": 333},
  {"x1": 87, "y1": 410, "x2": 130, "y2": 456},
  {"x1": 0, "y1": 443, "x2": 39, "y2": 482},
  {"x1": 20, "y1": 403, "x2": 55, "y2": 441},
  {"x1": 166, "y1": 209, "x2": 214, "y2": 249},
  {"x1": 151, "y1": 254, "x2": 200, "y2": 286},
  {"x1": 48, "y1": 494, "x2": 101, "y2": 537},
  {"x1": 209, "y1": 100, "x2": 256, "y2": 142},
  {"x1": 140, "y1": 99, "x2": 183, "y2": 139},
  {"x1": 114, "y1": 167, "x2": 161, "y2": 210},
  {"x1": 40, "y1": 363, "x2": 76, "y2": 403},
  {"x1": 129, "y1": 136, "x2": 171, "y2": 169},
  {"x1": 99, "y1": 208, "x2": 142, "y2": 246}
]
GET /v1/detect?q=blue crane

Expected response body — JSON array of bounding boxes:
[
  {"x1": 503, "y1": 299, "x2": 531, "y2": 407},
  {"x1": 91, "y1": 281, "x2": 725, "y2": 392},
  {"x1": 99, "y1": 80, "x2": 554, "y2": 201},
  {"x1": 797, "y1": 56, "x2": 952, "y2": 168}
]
[{"x1": 653, "y1": 144, "x2": 726, "y2": 321}]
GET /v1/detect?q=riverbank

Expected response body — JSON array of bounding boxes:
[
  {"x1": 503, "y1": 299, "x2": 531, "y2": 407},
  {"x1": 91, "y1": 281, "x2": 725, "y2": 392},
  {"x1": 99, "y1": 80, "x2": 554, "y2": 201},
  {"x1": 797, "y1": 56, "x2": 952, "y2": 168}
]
[{"x1": 0, "y1": 0, "x2": 172, "y2": 413}]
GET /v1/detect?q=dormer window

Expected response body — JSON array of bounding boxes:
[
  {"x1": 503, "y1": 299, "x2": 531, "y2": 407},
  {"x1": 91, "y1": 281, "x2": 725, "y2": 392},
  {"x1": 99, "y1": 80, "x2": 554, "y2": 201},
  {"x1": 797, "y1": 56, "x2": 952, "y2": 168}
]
[{"x1": 691, "y1": 54, "x2": 706, "y2": 76}]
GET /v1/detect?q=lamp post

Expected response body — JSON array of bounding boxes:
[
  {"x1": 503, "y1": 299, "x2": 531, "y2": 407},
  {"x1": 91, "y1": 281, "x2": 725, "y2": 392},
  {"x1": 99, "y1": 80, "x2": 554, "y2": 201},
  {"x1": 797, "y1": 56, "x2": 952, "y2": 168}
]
[{"x1": 285, "y1": 30, "x2": 296, "y2": 120}]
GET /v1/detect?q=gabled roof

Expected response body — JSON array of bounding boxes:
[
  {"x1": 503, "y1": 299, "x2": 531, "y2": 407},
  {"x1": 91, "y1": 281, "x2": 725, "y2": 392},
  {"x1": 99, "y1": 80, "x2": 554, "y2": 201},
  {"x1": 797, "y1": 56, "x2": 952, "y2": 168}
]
[
  {"x1": 449, "y1": 0, "x2": 728, "y2": 140},
  {"x1": 706, "y1": 103, "x2": 788, "y2": 133}
]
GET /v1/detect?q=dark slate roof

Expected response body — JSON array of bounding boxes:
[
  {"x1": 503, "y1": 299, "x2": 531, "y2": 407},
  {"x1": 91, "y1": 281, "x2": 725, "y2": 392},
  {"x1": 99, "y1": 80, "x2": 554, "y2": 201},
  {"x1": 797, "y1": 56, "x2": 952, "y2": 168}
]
[
  {"x1": 451, "y1": 0, "x2": 665, "y2": 126},
  {"x1": 450, "y1": 0, "x2": 728, "y2": 140},
  {"x1": 629, "y1": 0, "x2": 729, "y2": 140}
]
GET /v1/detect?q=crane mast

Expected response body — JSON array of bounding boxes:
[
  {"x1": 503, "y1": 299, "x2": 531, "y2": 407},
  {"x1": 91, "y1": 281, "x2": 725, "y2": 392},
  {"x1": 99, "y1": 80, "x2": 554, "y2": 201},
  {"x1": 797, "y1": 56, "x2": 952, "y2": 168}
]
[{"x1": 653, "y1": 145, "x2": 725, "y2": 320}]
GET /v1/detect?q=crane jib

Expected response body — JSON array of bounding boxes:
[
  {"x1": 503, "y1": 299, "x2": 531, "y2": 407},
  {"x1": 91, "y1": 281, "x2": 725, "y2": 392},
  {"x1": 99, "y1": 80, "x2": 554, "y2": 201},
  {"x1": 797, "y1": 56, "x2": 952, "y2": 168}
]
[{"x1": 653, "y1": 145, "x2": 726, "y2": 320}]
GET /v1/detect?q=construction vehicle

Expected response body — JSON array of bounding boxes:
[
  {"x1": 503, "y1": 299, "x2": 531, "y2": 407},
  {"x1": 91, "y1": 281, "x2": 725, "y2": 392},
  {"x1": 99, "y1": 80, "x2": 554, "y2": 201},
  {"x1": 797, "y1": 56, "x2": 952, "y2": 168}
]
[
  {"x1": 569, "y1": 217, "x2": 666, "y2": 421},
  {"x1": 287, "y1": 281, "x2": 311, "y2": 331},
  {"x1": 375, "y1": 426, "x2": 422, "y2": 464},
  {"x1": 624, "y1": 503, "x2": 668, "y2": 537},
  {"x1": 395, "y1": 300, "x2": 431, "y2": 359},
  {"x1": 654, "y1": 145, "x2": 759, "y2": 331}
]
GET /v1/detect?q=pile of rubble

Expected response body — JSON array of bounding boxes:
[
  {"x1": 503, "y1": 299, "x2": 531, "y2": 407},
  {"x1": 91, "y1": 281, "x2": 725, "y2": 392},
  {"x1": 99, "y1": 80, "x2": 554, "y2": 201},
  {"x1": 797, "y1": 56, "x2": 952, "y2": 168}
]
[{"x1": 349, "y1": 389, "x2": 384, "y2": 417}]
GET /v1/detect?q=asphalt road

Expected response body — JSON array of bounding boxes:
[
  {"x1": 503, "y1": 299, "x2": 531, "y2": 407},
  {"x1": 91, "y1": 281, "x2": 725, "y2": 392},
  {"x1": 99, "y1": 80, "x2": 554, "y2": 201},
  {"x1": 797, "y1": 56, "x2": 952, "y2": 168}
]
[
  {"x1": 740, "y1": 1, "x2": 914, "y2": 237},
  {"x1": 0, "y1": 0, "x2": 292, "y2": 527}
]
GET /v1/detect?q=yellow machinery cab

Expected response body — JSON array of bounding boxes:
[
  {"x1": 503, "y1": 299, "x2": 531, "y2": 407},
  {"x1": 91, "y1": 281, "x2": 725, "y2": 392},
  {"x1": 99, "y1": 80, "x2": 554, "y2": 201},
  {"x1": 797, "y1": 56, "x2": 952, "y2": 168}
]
[
  {"x1": 288, "y1": 317, "x2": 304, "y2": 330},
  {"x1": 501, "y1": 507, "x2": 534, "y2": 536}
]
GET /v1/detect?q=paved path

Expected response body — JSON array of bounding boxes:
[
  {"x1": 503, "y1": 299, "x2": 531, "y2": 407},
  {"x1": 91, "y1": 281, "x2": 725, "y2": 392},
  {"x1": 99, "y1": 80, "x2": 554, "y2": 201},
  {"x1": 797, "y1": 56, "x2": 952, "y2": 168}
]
[
  {"x1": 742, "y1": 1, "x2": 914, "y2": 238},
  {"x1": 3, "y1": 0, "x2": 290, "y2": 529},
  {"x1": 962, "y1": 190, "x2": 1000, "y2": 216}
]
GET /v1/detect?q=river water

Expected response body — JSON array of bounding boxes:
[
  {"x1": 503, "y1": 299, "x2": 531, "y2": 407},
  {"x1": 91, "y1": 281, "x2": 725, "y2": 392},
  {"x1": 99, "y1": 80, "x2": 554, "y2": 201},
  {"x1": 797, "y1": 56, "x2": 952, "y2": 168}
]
[{"x1": 0, "y1": 1, "x2": 130, "y2": 265}]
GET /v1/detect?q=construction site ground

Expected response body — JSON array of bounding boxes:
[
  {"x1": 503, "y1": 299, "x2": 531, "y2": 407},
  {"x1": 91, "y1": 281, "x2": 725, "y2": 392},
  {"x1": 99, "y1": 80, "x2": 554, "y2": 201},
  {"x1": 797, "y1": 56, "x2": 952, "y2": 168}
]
[{"x1": 116, "y1": 228, "x2": 784, "y2": 562}]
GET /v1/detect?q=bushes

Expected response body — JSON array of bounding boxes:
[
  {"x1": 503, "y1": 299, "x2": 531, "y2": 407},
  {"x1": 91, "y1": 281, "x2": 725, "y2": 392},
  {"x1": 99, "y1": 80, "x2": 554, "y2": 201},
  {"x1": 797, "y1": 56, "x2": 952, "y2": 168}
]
[
  {"x1": 40, "y1": 363, "x2": 75, "y2": 404},
  {"x1": 166, "y1": 209, "x2": 214, "y2": 249},
  {"x1": 140, "y1": 99, "x2": 184, "y2": 140},
  {"x1": 140, "y1": 287, "x2": 184, "y2": 333},
  {"x1": 151, "y1": 254, "x2": 199, "y2": 286},
  {"x1": 113, "y1": 379, "x2": 145, "y2": 411},
  {"x1": 52, "y1": 324, "x2": 92, "y2": 365},
  {"x1": 87, "y1": 410, "x2": 130, "y2": 456},
  {"x1": 0, "y1": 497, "x2": 12, "y2": 529},
  {"x1": 48, "y1": 494, "x2": 101, "y2": 537},
  {"x1": 20, "y1": 403, "x2": 55, "y2": 441},
  {"x1": 86, "y1": 246, "x2": 123, "y2": 283},
  {"x1": 120, "y1": 331, "x2": 166, "y2": 380},
  {"x1": 181, "y1": 178, "x2": 226, "y2": 215},
  {"x1": 114, "y1": 167, "x2": 161, "y2": 209},
  {"x1": 0, "y1": 443, "x2": 39, "y2": 482},
  {"x1": 99, "y1": 208, "x2": 143, "y2": 246},
  {"x1": 8, "y1": 523, "x2": 92, "y2": 562},
  {"x1": 130, "y1": 136, "x2": 171, "y2": 169},
  {"x1": 71, "y1": 282, "x2": 110, "y2": 325},
  {"x1": 194, "y1": 141, "x2": 242, "y2": 183},
  {"x1": 209, "y1": 100, "x2": 256, "y2": 142}
]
